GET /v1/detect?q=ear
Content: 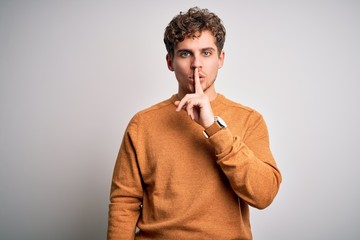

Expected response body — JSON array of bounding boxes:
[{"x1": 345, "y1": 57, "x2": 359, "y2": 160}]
[
  {"x1": 166, "y1": 53, "x2": 174, "y2": 71},
  {"x1": 218, "y1": 51, "x2": 225, "y2": 69}
]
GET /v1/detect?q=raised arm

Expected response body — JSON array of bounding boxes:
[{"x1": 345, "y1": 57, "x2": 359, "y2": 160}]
[
  {"x1": 175, "y1": 67, "x2": 281, "y2": 209},
  {"x1": 209, "y1": 113, "x2": 282, "y2": 209}
]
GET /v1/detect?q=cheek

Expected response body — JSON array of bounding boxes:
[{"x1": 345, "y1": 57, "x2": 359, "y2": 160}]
[
  {"x1": 209, "y1": 62, "x2": 220, "y2": 74},
  {"x1": 173, "y1": 67, "x2": 186, "y2": 82},
  {"x1": 173, "y1": 64, "x2": 189, "y2": 76}
]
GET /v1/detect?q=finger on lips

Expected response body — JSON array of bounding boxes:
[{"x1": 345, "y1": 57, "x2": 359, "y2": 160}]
[
  {"x1": 175, "y1": 68, "x2": 204, "y2": 113},
  {"x1": 194, "y1": 68, "x2": 203, "y2": 94}
]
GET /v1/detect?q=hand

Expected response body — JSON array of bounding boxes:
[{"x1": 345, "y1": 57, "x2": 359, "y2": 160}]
[{"x1": 175, "y1": 68, "x2": 214, "y2": 128}]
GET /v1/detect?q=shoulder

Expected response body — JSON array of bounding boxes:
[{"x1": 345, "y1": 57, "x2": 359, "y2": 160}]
[
  {"x1": 217, "y1": 94, "x2": 261, "y2": 116},
  {"x1": 216, "y1": 94, "x2": 269, "y2": 136},
  {"x1": 128, "y1": 95, "x2": 176, "y2": 125},
  {"x1": 137, "y1": 96, "x2": 175, "y2": 116}
]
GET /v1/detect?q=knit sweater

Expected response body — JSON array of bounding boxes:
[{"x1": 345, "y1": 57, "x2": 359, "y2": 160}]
[{"x1": 108, "y1": 93, "x2": 282, "y2": 240}]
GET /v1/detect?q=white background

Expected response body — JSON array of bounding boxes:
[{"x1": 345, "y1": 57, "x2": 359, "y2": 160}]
[{"x1": 1, "y1": 1, "x2": 359, "y2": 239}]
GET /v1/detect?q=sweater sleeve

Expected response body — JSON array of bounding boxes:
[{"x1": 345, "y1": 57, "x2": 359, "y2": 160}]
[
  {"x1": 108, "y1": 118, "x2": 143, "y2": 240},
  {"x1": 208, "y1": 112, "x2": 282, "y2": 209}
]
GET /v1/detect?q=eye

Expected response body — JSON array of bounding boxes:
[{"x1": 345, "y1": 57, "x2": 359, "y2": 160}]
[
  {"x1": 179, "y1": 51, "x2": 191, "y2": 58},
  {"x1": 203, "y1": 51, "x2": 212, "y2": 56}
]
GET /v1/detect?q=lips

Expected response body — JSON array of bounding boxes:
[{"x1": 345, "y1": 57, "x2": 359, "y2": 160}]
[
  {"x1": 189, "y1": 73, "x2": 206, "y2": 81},
  {"x1": 189, "y1": 77, "x2": 205, "y2": 83},
  {"x1": 189, "y1": 74, "x2": 206, "y2": 78}
]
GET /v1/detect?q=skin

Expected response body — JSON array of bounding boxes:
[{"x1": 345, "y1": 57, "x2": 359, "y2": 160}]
[{"x1": 166, "y1": 30, "x2": 225, "y2": 129}]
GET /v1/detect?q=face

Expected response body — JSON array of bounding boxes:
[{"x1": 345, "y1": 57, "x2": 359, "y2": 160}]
[{"x1": 166, "y1": 30, "x2": 225, "y2": 100}]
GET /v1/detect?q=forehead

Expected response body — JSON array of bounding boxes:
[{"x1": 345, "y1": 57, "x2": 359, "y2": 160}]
[{"x1": 175, "y1": 30, "x2": 217, "y2": 51}]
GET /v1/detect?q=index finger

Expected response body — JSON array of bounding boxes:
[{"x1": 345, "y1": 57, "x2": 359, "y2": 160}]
[{"x1": 194, "y1": 68, "x2": 203, "y2": 94}]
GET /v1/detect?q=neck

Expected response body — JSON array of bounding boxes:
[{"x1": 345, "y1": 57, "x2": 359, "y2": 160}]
[{"x1": 204, "y1": 86, "x2": 217, "y2": 101}]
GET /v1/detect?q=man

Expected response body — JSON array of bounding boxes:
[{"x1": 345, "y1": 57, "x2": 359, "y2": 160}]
[{"x1": 108, "y1": 7, "x2": 281, "y2": 240}]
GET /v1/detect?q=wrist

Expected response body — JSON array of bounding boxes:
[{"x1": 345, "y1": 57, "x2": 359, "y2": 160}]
[
  {"x1": 203, "y1": 116, "x2": 215, "y2": 129},
  {"x1": 203, "y1": 116, "x2": 227, "y2": 138}
]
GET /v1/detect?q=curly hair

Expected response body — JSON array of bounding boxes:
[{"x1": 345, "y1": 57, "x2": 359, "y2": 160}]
[{"x1": 164, "y1": 7, "x2": 226, "y2": 58}]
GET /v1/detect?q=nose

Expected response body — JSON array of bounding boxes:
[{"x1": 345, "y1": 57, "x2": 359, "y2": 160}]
[{"x1": 191, "y1": 53, "x2": 202, "y2": 69}]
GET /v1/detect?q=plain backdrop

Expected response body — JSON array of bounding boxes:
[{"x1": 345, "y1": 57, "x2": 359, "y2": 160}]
[{"x1": 1, "y1": 0, "x2": 359, "y2": 239}]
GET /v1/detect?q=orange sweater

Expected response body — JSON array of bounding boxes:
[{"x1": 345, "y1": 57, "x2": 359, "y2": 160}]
[{"x1": 108, "y1": 94, "x2": 281, "y2": 240}]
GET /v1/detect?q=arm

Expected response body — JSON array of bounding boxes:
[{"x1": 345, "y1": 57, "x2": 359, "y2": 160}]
[
  {"x1": 108, "y1": 119, "x2": 143, "y2": 240},
  {"x1": 208, "y1": 113, "x2": 282, "y2": 209},
  {"x1": 175, "y1": 67, "x2": 281, "y2": 209}
]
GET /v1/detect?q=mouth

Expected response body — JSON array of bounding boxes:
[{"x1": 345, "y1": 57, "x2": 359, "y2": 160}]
[
  {"x1": 189, "y1": 73, "x2": 206, "y2": 82},
  {"x1": 189, "y1": 77, "x2": 205, "y2": 83}
]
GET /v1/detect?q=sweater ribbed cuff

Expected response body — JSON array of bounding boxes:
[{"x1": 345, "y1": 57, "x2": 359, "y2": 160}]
[{"x1": 208, "y1": 128, "x2": 234, "y2": 155}]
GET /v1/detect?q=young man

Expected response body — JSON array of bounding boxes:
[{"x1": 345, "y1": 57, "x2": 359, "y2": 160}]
[{"x1": 108, "y1": 7, "x2": 281, "y2": 240}]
